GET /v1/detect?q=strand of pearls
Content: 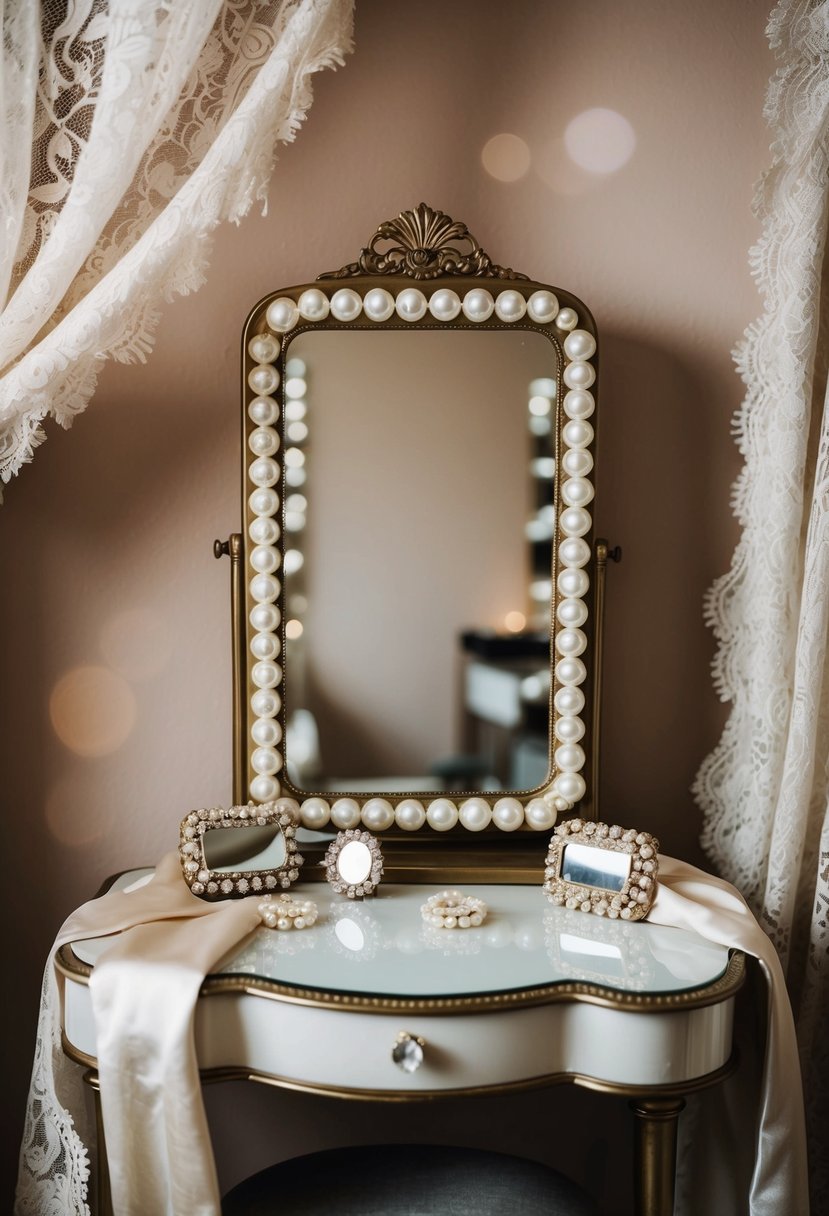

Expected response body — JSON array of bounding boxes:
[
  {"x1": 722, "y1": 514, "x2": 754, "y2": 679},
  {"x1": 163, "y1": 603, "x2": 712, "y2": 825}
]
[
  {"x1": 420, "y1": 889, "x2": 488, "y2": 930},
  {"x1": 257, "y1": 893, "x2": 318, "y2": 930}
]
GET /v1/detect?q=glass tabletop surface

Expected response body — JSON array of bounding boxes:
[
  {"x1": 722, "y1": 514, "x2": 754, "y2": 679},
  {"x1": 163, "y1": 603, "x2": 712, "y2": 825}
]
[{"x1": 71, "y1": 872, "x2": 732, "y2": 1000}]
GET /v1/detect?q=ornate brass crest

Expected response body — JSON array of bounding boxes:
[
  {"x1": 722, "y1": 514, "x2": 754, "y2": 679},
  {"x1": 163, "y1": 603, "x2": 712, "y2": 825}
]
[{"x1": 320, "y1": 203, "x2": 527, "y2": 281}]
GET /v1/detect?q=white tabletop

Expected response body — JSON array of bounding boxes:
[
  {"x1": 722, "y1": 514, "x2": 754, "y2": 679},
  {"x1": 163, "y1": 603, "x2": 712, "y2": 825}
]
[{"x1": 71, "y1": 872, "x2": 731, "y2": 1001}]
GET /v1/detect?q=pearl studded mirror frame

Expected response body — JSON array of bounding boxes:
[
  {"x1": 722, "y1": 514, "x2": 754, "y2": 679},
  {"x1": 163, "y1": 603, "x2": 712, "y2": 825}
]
[{"x1": 239, "y1": 206, "x2": 597, "y2": 849}]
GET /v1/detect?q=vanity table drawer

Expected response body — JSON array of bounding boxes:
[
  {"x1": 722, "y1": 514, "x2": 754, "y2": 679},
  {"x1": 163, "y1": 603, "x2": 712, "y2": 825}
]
[{"x1": 71, "y1": 979, "x2": 737, "y2": 1097}]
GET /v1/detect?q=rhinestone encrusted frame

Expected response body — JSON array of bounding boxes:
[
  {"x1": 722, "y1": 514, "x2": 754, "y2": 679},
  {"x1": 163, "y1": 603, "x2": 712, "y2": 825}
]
[{"x1": 179, "y1": 800, "x2": 303, "y2": 901}]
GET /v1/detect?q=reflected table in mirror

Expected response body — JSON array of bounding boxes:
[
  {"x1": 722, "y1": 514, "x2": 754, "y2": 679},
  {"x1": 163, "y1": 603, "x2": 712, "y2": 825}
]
[{"x1": 59, "y1": 872, "x2": 745, "y2": 1216}]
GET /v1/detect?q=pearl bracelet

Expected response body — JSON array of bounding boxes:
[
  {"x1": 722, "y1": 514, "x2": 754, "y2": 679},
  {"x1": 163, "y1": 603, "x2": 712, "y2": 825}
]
[
  {"x1": 258, "y1": 893, "x2": 318, "y2": 930},
  {"x1": 420, "y1": 888, "x2": 488, "y2": 930}
]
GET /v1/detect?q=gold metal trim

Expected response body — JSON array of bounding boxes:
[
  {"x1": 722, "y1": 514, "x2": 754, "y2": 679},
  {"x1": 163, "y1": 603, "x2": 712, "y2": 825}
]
[
  {"x1": 62, "y1": 1037, "x2": 737, "y2": 1105},
  {"x1": 56, "y1": 944, "x2": 745, "y2": 1016},
  {"x1": 319, "y1": 203, "x2": 528, "y2": 281}
]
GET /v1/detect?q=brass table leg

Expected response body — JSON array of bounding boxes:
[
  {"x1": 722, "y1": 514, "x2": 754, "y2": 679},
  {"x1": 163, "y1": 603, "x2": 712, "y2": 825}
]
[
  {"x1": 629, "y1": 1095, "x2": 685, "y2": 1216},
  {"x1": 82, "y1": 1070, "x2": 113, "y2": 1216}
]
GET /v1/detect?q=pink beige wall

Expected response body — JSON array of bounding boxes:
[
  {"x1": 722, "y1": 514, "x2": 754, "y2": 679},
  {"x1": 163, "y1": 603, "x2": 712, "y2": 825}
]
[{"x1": 0, "y1": 1, "x2": 772, "y2": 1209}]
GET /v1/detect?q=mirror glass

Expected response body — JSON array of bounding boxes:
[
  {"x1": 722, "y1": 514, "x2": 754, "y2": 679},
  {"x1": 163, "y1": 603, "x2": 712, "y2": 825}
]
[
  {"x1": 202, "y1": 824, "x2": 287, "y2": 874},
  {"x1": 282, "y1": 328, "x2": 558, "y2": 797},
  {"x1": 560, "y1": 842, "x2": 631, "y2": 892},
  {"x1": 336, "y1": 839, "x2": 373, "y2": 885}
]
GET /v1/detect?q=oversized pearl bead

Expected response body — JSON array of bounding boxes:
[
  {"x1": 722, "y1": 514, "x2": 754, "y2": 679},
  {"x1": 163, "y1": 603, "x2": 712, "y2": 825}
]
[
  {"x1": 426, "y1": 798, "x2": 458, "y2": 831},
  {"x1": 248, "y1": 365, "x2": 280, "y2": 396},
  {"x1": 428, "y1": 288, "x2": 461, "y2": 321},
  {"x1": 556, "y1": 598, "x2": 588, "y2": 628},
  {"x1": 249, "y1": 516, "x2": 280, "y2": 546},
  {"x1": 554, "y1": 685, "x2": 585, "y2": 715},
  {"x1": 559, "y1": 507, "x2": 592, "y2": 538},
  {"x1": 330, "y1": 288, "x2": 362, "y2": 321},
  {"x1": 252, "y1": 660, "x2": 281, "y2": 688},
  {"x1": 266, "y1": 297, "x2": 298, "y2": 333},
  {"x1": 555, "y1": 307, "x2": 578, "y2": 331},
  {"x1": 249, "y1": 457, "x2": 279, "y2": 488},
  {"x1": 562, "y1": 419, "x2": 594, "y2": 449},
  {"x1": 563, "y1": 329, "x2": 597, "y2": 361},
  {"x1": 251, "y1": 746, "x2": 280, "y2": 775},
  {"x1": 563, "y1": 389, "x2": 595, "y2": 419},
  {"x1": 250, "y1": 622, "x2": 281, "y2": 659},
  {"x1": 555, "y1": 628, "x2": 587, "y2": 657},
  {"x1": 527, "y1": 290, "x2": 559, "y2": 323},
  {"x1": 557, "y1": 567, "x2": 589, "y2": 597},
  {"x1": 562, "y1": 448, "x2": 593, "y2": 478},
  {"x1": 495, "y1": 290, "x2": 527, "y2": 322},
  {"x1": 330, "y1": 798, "x2": 361, "y2": 829},
  {"x1": 555, "y1": 743, "x2": 585, "y2": 772},
  {"x1": 556, "y1": 656, "x2": 586, "y2": 685},
  {"x1": 555, "y1": 715, "x2": 585, "y2": 743},
  {"x1": 250, "y1": 573, "x2": 279, "y2": 603},
  {"x1": 250, "y1": 602, "x2": 280, "y2": 632},
  {"x1": 248, "y1": 427, "x2": 279, "y2": 458},
  {"x1": 554, "y1": 772, "x2": 586, "y2": 802},
  {"x1": 363, "y1": 287, "x2": 395, "y2": 321},
  {"x1": 250, "y1": 775, "x2": 279, "y2": 802},
  {"x1": 395, "y1": 288, "x2": 428, "y2": 321},
  {"x1": 302, "y1": 797, "x2": 332, "y2": 829},
  {"x1": 249, "y1": 487, "x2": 278, "y2": 516},
  {"x1": 250, "y1": 544, "x2": 279, "y2": 575},
  {"x1": 297, "y1": 288, "x2": 330, "y2": 321},
  {"x1": 251, "y1": 717, "x2": 283, "y2": 747},
  {"x1": 525, "y1": 797, "x2": 556, "y2": 830},
  {"x1": 462, "y1": 288, "x2": 494, "y2": 322},
  {"x1": 559, "y1": 537, "x2": 591, "y2": 568},
  {"x1": 493, "y1": 797, "x2": 524, "y2": 831},
  {"x1": 250, "y1": 631, "x2": 280, "y2": 661},
  {"x1": 251, "y1": 688, "x2": 280, "y2": 718},
  {"x1": 562, "y1": 477, "x2": 594, "y2": 508},
  {"x1": 395, "y1": 799, "x2": 426, "y2": 830},
  {"x1": 459, "y1": 797, "x2": 492, "y2": 831},
  {"x1": 248, "y1": 333, "x2": 280, "y2": 364},
  {"x1": 362, "y1": 797, "x2": 395, "y2": 830},
  {"x1": 248, "y1": 396, "x2": 279, "y2": 426},
  {"x1": 563, "y1": 361, "x2": 596, "y2": 391}
]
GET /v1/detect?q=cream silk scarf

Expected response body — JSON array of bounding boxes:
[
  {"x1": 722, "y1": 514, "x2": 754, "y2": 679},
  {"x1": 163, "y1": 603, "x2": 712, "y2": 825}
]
[
  {"x1": 17, "y1": 854, "x2": 262, "y2": 1215},
  {"x1": 651, "y1": 857, "x2": 809, "y2": 1216},
  {"x1": 19, "y1": 852, "x2": 809, "y2": 1215}
]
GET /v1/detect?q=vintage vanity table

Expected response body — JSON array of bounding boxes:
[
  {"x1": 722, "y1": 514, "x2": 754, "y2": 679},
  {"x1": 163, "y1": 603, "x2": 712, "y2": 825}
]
[{"x1": 56, "y1": 208, "x2": 746, "y2": 1216}]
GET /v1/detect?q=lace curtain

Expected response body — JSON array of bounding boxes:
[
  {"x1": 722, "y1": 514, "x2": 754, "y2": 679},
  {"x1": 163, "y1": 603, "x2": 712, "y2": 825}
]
[
  {"x1": 9, "y1": 2, "x2": 353, "y2": 1211},
  {"x1": 0, "y1": 0, "x2": 354, "y2": 492},
  {"x1": 694, "y1": 0, "x2": 829, "y2": 1204}
]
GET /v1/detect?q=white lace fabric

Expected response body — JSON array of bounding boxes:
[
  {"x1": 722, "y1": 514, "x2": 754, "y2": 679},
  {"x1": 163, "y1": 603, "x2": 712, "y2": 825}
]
[
  {"x1": 0, "y1": 0, "x2": 354, "y2": 490},
  {"x1": 8, "y1": 2, "x2": 354, "y2": 1207},
  {"x1": 694, "y1": 0, "x2": 829, "y2": 1205}
]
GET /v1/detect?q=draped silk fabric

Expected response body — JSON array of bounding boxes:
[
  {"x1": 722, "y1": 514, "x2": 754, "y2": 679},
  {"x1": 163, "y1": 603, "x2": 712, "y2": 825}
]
[
  {"x1": 0, "y1": 0, "x2": 353, "y2": 491},
  {"x1": 17, "y1": 854, "x2": 808, "y2": 1215}
]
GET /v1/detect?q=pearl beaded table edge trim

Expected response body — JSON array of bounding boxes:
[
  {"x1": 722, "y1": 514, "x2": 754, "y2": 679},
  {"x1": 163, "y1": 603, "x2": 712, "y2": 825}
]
[
  {"x1": 245, "y1": 281, "x2": 597, "y2": 826},
  {"x1": 421, "y1": 888, "x2": 489, "y2": 930}
]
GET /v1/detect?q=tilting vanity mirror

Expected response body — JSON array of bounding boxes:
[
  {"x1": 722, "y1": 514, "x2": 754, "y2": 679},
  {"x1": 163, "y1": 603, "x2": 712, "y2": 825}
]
[{"x1": 226, "y1": 205, "x2": 602, "y2": 879}]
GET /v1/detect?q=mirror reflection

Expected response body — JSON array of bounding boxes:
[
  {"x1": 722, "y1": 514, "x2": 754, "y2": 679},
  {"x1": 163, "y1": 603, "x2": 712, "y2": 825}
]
[
  {"x1": 202, "y1": 824, "x2": 287, "y2": 874},
  {"x1": 282, "y1": 329, "x2": 559, "y2": 798},
  {"x1": 336, "y1": 839, "x2": 373, "y2": 885},
  {"x1": 560, "y1": 842, "x2": 631, "y2": 892}
]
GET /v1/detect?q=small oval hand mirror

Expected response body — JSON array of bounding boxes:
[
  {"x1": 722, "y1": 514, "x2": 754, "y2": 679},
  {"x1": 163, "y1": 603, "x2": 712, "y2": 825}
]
[{"x1": 323, "y1": 829, "x2": 384, "y2": 898}]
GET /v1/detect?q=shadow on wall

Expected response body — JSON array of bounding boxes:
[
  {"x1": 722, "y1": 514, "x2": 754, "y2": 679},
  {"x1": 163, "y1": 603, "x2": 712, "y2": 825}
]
[{"x1": 596, "y1": 330, "x2": 735, "y2": 860}]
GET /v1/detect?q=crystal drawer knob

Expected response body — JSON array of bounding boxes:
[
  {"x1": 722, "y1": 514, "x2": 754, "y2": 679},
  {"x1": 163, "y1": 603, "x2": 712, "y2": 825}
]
[{"x1": 392, "y1": 1031, "x2": 425, "y2": 1073}]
